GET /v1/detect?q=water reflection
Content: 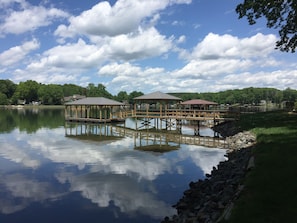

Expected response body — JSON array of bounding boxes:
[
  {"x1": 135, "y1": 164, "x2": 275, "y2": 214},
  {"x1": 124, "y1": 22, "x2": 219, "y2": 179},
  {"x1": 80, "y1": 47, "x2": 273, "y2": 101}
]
[{"x1": 0, "y1": 108, "x2": 226, "y2": 223}]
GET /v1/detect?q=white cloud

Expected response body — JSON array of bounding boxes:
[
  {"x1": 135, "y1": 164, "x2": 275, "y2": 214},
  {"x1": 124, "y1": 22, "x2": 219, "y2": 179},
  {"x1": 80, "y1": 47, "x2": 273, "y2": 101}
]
[
  {"x1": 55, "y1": 0, "x2": 191, "y2": 39},
  {"x1": 106, "y1": 27, "x2": 173, "y2": 60},
  {"x1": 190, "y1": 33, "x2": 277, "y2": 60},
  {"x1": 97, "y1": 32, "x2": 295, "y2": 94},
  {"x1": 222, "y1": 70, "x2": 297, "y2": 89},
  {"x1": 176, "y1": 35, "x2": 186, "y2": 44},
  {"x1": 98, "y1": 62, "x2": 167, "y2": 93},
  {"x1": 6, "y1": 31, "x2": 294, "y2": 95},
  {"x1": 0, "y1": 2, "x2": 69, "y2": 35},
  {"x1": 172, "y1": 58, "x2": 253, "y2": 79},
  {"x1": 28, "y1": 39, "x2": 105, "y2": 70},
  {"x1": 0, "y1": 0, "x2": 28, "y2": 8},
  {"x1": 18, "y1": 26, "x2": 172, "y2": 85},
  {"x1": 98, "y1": 62, "x2": 142, "y2": 77},
  {"x1": 0, "y1": 39, "x2": 39, "y2": 66}
]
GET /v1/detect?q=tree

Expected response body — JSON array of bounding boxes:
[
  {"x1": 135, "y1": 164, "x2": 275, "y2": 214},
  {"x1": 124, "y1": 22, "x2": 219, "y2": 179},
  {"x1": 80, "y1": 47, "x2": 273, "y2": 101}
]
[
  {"x1": 62, "y1": 84, "x2": 85, "y2": 96},
  {"x1": 97, "y1": 83, "x2": 113, "y2": 98},
  {"x1": 86, "y1": 83, "x2": 97, "y2": 96},
  {"x1": 0, "y1": 92, "x2": 8, "y2": 105},
  {"x1": 283, "y1": 87, "x2": 297, "y2": 102},
  {"x1": 0, "y1": 79, "x2": 16, "y2": 100},
  {"x1": 38, "y1": 84, "x2": 63, "y2": 105},
  {"x1": 12, "y1": 80, "x2": 39, "y2": 104},
  {"x1": 86, "y1": 83, "x2": 113, "y2": 98},
  {"x1": 236, "y1": 0, "x2": 297, "y2": 52},
  {"x1": 116, "y1": 91, "x2": 129, "y2": 102},
  {"x1": 128, "y1": 91, "x2": 143, "y2": 104}
]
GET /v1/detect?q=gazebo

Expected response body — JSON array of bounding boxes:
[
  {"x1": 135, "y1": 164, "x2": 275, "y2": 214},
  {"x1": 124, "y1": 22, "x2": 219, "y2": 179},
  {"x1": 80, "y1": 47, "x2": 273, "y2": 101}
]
[
  {"x1": 133, "y1": 91, "x2": 182, "y2": 116},
  {"x1": 181, "y1": 99, "x2": 218, "y2": 110},
  {"x1": 65, "y1": 97, "x2": 124, "y2": 123},
  {"x1": 132, "y1": 91, "x2": 182, "y2": 131}
]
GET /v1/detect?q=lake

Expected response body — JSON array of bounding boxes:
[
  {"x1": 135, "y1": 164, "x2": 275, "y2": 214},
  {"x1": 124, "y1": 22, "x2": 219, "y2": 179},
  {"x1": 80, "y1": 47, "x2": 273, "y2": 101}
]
[{"x1": 0, "y1": 108, "x2": 226, "y2": 223}]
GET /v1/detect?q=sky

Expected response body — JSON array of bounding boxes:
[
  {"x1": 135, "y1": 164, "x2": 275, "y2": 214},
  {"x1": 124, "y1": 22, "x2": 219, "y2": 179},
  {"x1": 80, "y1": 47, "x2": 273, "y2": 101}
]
[{"x1": 0, "y1": 0, "x2": 297, "y2": 95}]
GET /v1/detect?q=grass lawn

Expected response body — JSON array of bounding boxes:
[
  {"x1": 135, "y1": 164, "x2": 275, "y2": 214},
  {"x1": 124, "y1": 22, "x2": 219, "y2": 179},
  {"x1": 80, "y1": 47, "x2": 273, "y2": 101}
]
[{"x1": 225, "y1": 111, "x2": 297, "y2": 223}]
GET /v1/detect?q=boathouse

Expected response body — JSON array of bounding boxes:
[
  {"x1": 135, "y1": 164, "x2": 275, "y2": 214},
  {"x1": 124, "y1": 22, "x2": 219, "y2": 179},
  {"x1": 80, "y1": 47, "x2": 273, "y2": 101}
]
[
  {"x1": 131, "y1": 92, "x2": 226, "y2": 134},
  {"x1": 65, "y1": 97, "x2": 124, "y2": 123},
  {"x1": 181, "y1": 99, "x2": 218, "y2": 110},
  {"x1": 133, "y1": 91, "x2": 182, "y2": 116},
  {"x1": 131, "y1": 91, "x2": 182, "y2": 131}
]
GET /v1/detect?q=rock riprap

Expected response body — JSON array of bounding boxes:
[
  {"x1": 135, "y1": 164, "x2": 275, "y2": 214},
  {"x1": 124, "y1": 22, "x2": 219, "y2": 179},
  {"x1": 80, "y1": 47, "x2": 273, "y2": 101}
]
[{"x1": 161, "y1": 127, "x2": 256, "y2": 223}]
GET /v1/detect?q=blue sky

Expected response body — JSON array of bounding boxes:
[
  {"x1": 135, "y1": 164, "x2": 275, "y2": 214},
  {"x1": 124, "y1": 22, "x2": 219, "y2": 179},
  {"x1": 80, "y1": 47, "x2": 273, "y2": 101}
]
[{"x1": 0, "y1": 0, "x2": 296, "y2": 95}]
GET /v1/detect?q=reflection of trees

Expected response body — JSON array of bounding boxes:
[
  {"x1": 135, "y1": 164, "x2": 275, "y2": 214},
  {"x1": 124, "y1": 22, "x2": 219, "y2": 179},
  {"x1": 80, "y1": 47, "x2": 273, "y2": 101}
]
[
  {"x1": 0, "y1": 109, "x2": 16, "y2": 132},
  {"x1": 0, "y1": 108, "x2": 64, "y2": 133}
]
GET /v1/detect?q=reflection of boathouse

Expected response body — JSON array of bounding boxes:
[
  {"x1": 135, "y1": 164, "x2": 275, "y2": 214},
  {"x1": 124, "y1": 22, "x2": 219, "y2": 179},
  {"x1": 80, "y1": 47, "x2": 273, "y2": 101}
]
[
  {"x1": 65, "y1": 122, "x2": 124, "y2": 142},
  {"x1": 64, "y1": 122, "x2": 226, "y2": 152},
  {"x1": 65, "y1": 97, "x2": 124, "y2": 123}
]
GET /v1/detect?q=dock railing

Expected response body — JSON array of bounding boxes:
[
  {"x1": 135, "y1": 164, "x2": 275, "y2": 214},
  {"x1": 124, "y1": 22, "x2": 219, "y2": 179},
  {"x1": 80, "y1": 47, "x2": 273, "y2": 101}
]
[{"x1": 118, "y1": 109, "x2": 229, "y2": 121}]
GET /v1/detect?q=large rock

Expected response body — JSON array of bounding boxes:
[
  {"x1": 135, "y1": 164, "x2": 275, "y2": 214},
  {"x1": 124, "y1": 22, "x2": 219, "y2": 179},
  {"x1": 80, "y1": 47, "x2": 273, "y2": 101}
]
[{"x1": 226, "y1": 131, "x2": 256, "y2": 152}]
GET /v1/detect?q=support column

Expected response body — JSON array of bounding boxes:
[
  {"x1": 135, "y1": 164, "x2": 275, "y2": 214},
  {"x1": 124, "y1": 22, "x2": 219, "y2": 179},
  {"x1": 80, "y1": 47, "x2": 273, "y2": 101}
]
[
  {"x1": 176, "y1": 119, "x2": 182, "y2": 134},
  {"x1": 146, "y1": 103, "x2": 149, "y2": 116},
  {"x1": 194, "y1": 120, "x2": 200, "y2": 136},
  {"x1": 64, "y1": 106, "x2": 67, "y2": 119}
]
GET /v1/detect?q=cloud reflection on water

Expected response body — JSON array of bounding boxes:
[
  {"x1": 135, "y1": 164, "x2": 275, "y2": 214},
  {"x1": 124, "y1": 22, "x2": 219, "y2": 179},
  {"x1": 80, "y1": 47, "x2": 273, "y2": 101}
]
[
  {"x1": 0, "y1": 173, "x2": 65, "y2": 214},
  {"x1": 0, "y1": 126, "x2": 226, "y2": 220},
  {"x1": 56, "y1": 172, "x2": 176, "y2": 219}
]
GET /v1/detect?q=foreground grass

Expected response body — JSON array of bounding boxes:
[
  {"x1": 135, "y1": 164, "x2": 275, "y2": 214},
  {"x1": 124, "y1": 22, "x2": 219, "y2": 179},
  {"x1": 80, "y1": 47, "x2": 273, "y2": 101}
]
[{"x1": 226, "y1": 111, "x2": 297, "y2": 223}]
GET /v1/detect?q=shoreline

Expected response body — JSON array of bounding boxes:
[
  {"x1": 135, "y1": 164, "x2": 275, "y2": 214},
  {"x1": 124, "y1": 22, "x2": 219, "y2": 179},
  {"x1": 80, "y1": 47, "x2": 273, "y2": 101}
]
[
  {"x1": 2, "y1": 105, "x2": 65, "y2": 109},
  {"x1": 161, "y1": 121, "x2": 256, "y2": 223}
]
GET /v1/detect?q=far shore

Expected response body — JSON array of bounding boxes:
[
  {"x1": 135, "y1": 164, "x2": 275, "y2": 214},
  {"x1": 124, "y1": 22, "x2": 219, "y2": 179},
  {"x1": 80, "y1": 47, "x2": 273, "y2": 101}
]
[{"x1": 1, "y1": 104, "x2": 65, "y2": 109}]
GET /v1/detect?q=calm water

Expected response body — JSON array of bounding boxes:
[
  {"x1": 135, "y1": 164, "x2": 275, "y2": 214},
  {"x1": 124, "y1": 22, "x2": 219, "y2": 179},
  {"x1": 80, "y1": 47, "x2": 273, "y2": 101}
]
[{"x1": 0, "y1": 108, "x2": 226, "y2": 223}]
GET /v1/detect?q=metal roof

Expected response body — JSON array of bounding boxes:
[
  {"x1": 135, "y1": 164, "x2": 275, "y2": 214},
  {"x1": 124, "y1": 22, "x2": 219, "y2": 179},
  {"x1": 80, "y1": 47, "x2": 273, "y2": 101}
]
[
  {"x1": 181, "y1": 99, "x2": 218, "y2": 105},
  {"x1": 134, "y1": 91, "x2": 182, "y2": 101},
  {"x1": 65, "y1": 97, "x2": 124, "y2": 106}
]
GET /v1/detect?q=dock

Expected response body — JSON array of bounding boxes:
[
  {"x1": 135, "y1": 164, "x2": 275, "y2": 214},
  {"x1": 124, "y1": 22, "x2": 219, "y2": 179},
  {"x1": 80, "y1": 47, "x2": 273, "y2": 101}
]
[{"x1": 64, "y1": 93, "x2": 234, "y2": 136}]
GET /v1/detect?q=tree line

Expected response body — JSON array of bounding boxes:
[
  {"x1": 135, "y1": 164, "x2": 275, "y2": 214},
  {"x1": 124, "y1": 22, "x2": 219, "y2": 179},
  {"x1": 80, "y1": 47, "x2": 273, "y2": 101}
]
[
  {"x1": 0, "y1": 79, "x2": 297, "y2": 106},
  {"x1": 0, "y1": 79, "x2": 143, "y2": 105},
  {"x1": 171, "y1": 87, "x2": 297, "y2": 105}
]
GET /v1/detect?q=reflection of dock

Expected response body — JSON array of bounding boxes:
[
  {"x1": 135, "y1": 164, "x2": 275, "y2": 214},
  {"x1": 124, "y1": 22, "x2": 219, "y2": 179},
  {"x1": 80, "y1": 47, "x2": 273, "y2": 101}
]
[
  {"x1": 65, "y1": 123, "x2": 124, "y2": 142},
  {"x1": 64, "y1": 123, "x2": 226, "y2": 149},
  {"x1": 114, "y1": 126, "x2": 226, "y2": 148}
]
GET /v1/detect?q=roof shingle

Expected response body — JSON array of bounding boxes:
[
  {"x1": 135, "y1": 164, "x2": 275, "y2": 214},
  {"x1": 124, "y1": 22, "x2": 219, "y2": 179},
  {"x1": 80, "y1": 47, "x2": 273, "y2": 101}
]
[
  {"x1": 65, "y1": 97, "x2": 123, "y2": 106},
  {"x1": 134, "y1": 91, "x2": 182, "y2": 101},
  {"x1": 181, "y1": 99, "x2": 218, "y2": 105}
]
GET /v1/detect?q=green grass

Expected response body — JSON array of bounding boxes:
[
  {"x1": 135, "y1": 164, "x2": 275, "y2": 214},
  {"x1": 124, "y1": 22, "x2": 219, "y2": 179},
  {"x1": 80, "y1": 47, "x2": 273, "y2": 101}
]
[{"x1": 225, "y1": 111, "x2": 297, "y2": 223}]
